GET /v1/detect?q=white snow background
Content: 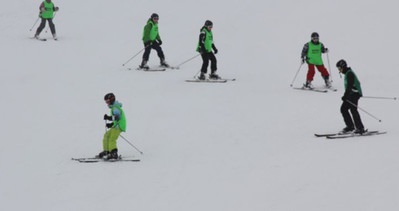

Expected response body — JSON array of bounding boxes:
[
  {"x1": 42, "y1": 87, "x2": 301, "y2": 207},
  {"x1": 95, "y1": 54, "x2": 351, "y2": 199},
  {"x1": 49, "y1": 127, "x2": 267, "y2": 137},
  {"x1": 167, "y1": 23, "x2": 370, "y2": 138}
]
[{"x1": 1, "y1": 0, "x2": 399, "y2": 210}]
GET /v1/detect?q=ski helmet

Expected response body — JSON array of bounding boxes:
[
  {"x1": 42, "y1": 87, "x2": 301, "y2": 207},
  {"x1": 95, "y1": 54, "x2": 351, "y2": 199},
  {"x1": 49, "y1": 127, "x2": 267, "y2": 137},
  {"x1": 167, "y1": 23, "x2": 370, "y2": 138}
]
[
  {"x1": 151, "y1": 13, "x2": 159, "y2": 19},
  {"x1": 336, "y1": 59, "x2": 347, "y2": 69},
  {"x1": 311, "y1": 32, "x2": 319, "y2": 38},
  {"x1": 204, "y1": 20, "x2": 213, "y2": 27},
  {"x1": 104, "y1": 93, "x2": 116, "y2": 104}
]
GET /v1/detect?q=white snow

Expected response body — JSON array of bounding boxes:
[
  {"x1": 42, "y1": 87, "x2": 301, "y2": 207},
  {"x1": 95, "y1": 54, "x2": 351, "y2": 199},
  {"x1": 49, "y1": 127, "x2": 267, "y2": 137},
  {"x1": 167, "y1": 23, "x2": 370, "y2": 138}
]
[{"x1": 1, "y1": 0, "x2": 399, "y2": 210}]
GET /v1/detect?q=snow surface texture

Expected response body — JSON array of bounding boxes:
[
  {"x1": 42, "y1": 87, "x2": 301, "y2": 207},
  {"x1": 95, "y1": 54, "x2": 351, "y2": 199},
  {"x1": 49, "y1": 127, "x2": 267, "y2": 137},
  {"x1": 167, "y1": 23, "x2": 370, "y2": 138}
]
[{"x1": 1, "y1": 0, "x2": 399, "y2": 210}]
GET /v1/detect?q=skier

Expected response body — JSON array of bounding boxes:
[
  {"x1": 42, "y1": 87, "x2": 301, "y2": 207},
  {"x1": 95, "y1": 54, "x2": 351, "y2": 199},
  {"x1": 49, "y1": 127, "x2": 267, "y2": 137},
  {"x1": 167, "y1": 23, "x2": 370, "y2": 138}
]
[
  {"x1": 34, "y1": 0, "x2": 59, "y2": 40},
  {"x1": 97, "y1": 93, "x2": 127, "y2": 160},
  {"x1": 301, "y1": 32, "x2": 330, "y2": 88},
  {"x1": 336, "y1": 59, "x2": 365, "y2": 134},
  {"x1": 196, "y1": 20, "x2": 220, "y2": 80},
  {"x1": 139, "y1": 13, "x2": 169, "y2": 69}
]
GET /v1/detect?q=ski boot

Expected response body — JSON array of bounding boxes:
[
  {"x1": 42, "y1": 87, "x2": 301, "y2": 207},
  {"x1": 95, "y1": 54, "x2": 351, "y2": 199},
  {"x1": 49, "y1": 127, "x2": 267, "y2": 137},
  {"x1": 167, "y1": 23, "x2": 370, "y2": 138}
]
[
  {"x1": 198, "y1": 72, "x2": 206, "y2": 80},
  {"x1": 160, "y1": 58, "x2": 170, "y2": 68},
  {"x1": 303, "y1": 80, "x2": 314, "y2": 89},
  {"x1": 96, "y1": 151, "x2": 109, "y2": 158},
  {"x1": 354, "y1": 128, "x2": 366, "y2": 134},
  {"x1": 53, "y1": 33, "x2": 58, "y2": 40},
  {"x1": 105, "y1": 149, "x2": 119, "y2": 160},
  {"x1": 323, "y1": 76, "x2": 332, "y2": 88},
  {"x1": 139, "y1": 60, "x2": 149, "y2": 70},
  {"x1": 341, "y1": 126, "x2": 354, "y2": 134},
  {"x1": 209, "y1": 72, "x2": 221, "y2": 80}
]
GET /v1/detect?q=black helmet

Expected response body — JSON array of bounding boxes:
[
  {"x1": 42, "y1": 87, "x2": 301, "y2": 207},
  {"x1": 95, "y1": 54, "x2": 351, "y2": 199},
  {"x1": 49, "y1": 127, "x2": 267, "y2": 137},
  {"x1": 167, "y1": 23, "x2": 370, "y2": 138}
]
[
  {"x1": 336, "y1": 59, "x2": 347, "y2": 69},
  {"x1": 104, "y1": 93, "x2": 116, "y2": 104},
  {"x1": 151, "y1": 13, "x2": 159, "y2": 19},
  {"x1": 204, "y1": 20, "x2": 213, "y2": 27},
  {"x1": 311, "y1": 32, "x2": 319, "y2": 38}
]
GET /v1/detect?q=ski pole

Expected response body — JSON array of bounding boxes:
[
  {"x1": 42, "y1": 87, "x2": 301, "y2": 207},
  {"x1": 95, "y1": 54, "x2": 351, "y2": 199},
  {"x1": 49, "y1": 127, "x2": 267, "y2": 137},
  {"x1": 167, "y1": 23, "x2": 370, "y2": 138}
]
[
  {"x1": 29, "y1": 16, "x2": 40, "y2": 31},
  {"x1": 362, "y1": 96, "x2": 397, "y2": 100},
  {"x1": 326, "y1": 52, "x2": 333, "y2": 81},
  {"x1": 290, "y1": 62, "x2": 303, "y2": 87},
  {"x1": 173, "y1": 54, "x2": 201, "y2": 70},
  {"x1": 119, "y1": 134, "x2": 144, "y2": 155},
  {"x1": 122, "y1": 46, "x2": 147, "y2": 66},
  {"x1": 346, "y1": 100, "x2": 382, "y2": 122}
]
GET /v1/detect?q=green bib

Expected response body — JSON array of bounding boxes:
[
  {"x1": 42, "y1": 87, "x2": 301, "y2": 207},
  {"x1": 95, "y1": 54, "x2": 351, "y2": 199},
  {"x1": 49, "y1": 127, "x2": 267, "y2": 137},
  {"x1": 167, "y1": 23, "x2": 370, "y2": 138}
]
[
  {"x1": 307, "y1": 42, "x2": 323, "y2": 65},
  {"x1": 344, "y1": 69, "x2": 363, "y2": 96},
  {"x1": 41, "y1": 1, "x2": 54, "y2": 19},
  {"x1": 142, "y1": 20, "x2": 159, "y2": 43},
  {"x1": 110, "y1": 104, "x2": 126, "y2": 132},
  {"x1": 197, "y1": 28, "x2": 213, "y2": 52}
]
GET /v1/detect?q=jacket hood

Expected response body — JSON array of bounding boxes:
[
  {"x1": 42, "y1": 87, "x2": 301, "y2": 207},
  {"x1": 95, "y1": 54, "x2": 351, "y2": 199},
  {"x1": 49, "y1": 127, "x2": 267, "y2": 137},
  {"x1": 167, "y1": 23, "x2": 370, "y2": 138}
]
[{"x1": 109, "y1": 101, "x2": 122, "y2": 108}]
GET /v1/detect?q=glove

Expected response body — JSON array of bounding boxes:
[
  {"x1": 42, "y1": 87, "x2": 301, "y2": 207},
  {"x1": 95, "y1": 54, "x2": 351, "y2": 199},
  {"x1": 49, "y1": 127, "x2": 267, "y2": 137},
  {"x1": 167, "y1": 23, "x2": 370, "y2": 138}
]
[
  {"x1": 106, "y1": 123, "x2": 113, "y2": 128},
  {"x1": 324, "y1": 48, "x2": 329, "y2": 53},
  {"x1": 54, "y1": 7, "x2": 59, "y2": 12},
  {"x1": 157, "y1": 40, "x2": 162, "y2": 45},
  {"x1": 104, "y1": 114, "x2": 113, "y2": 121},
  {"x1": 213, "y1": 47, "x2": 218, "y2": 54},
  {"x1": 301, "y1": 57, "x2": 306, "y2": 64}
]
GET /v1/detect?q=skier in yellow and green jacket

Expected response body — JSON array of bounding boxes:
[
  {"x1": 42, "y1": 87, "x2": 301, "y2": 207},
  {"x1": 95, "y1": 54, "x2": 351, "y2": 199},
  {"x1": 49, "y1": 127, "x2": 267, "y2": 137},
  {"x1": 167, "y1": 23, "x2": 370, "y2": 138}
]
[
  {"x1": 34, "y1": 0, "x2": 59, "y2": 40},
  {"x1": 97, "y1": 93, "x2": 127, "y2": 160}
]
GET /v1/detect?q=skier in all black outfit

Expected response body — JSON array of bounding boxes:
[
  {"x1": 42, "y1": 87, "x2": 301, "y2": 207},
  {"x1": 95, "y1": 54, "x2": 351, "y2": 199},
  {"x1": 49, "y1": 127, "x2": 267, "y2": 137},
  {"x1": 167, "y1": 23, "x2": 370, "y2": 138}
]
[{"x1": 336, "y1": 59, "x2": 365, "y2": 134}]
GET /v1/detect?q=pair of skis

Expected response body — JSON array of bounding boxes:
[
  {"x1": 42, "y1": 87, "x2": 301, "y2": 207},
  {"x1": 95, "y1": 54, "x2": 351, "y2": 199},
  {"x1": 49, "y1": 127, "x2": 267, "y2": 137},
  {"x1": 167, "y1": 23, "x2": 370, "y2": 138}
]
[
  {"x1": 315, "y1": 130, "x2": 387, "y2": 139},
  {"x1": 185, "y1": 78, "x2": 236, "y2": 83},
  {"x1": 31, "y1": 36, "x2": 58, "y2": 41},
  {"x1": 128, "y1": 65, "x2": 236, "y2": 83},
  {"x1": 293, "y1": 86, "x2": 337, "y2": 93},
  {"x1": 72, "y1": 155, "x2": 140, "y2": 163},
  {"x1": 127, "y1": 65, "x2": 178, "y2": 72}
]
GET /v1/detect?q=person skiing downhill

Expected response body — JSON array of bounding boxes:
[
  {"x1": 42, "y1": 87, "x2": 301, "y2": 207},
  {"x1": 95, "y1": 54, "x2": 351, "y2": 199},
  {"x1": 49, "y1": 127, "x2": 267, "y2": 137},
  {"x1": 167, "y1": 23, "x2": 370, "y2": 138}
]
[
  {"x1": 301, "y1": 32, "x2": 331, "y2": 88},
  {"x1": 336, "y1": 59, "x2": 365, "y2": 134},
  {"x1": 196, "y1": 20, "x2": 220, "y2": 80},
  {"x1": 34, "y1": 0, "x2": 59, "y2": 40},
  {"x1": 97, "y1": 93, "x2": 127, "y2": 160},
  {"x1": 139, "y1": 13, "x2": 169, "y2": 69}
]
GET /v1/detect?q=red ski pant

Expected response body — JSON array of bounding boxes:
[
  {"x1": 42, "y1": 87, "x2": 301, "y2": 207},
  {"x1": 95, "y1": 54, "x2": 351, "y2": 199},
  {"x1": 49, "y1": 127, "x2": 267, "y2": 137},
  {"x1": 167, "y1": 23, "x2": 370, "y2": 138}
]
[{"x1": 306, "y1": 64, "x2": 329, "y2": 81}]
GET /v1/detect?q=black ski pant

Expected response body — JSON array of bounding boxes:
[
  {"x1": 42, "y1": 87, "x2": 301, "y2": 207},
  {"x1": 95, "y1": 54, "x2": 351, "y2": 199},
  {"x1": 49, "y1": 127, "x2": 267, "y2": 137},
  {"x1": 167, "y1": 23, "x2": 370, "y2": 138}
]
[
  {"x1": 340, "y1": 94, "x2": 364, "y2": 130},
  {"x1": 200, "y1": 52, "x2": 217, "y2": 74},
  {"x1": 142, "y1": 42, "x2": 165, "y2": 62},
  {"x1": 36, "y1": 18, "x2": 56, "y2": 35}
]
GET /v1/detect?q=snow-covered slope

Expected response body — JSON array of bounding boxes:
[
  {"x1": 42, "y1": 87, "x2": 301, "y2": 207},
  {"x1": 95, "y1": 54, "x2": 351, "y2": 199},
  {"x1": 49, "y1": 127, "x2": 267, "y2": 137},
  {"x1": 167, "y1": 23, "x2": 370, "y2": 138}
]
[{"x1": 1, "y1": 0, "x2": 399, "y2": 210}]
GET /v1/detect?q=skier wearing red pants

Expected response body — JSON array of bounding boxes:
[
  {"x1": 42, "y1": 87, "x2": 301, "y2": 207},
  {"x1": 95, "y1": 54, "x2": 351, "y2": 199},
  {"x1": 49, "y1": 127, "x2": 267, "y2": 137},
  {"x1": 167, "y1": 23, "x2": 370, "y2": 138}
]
[{"x1": 301, "y1": 32, "x2": 331, "y2": 89}]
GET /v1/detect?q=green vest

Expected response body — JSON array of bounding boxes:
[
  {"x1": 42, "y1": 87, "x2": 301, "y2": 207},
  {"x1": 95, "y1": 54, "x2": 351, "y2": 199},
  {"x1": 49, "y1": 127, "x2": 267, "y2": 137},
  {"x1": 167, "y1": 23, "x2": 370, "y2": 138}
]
[
  {"x1": 344, "y1": 69, "x2": 363, "y2": 96},
  {"x1": 110, "y1": 104, "x2": 126, "y2": 132},
  {"x1": 307, "y1": 42, "x2": 323, "y2": 65},
  {"x1": 197, "y1": 28, "x2": 213, "y2": 52},
  {"x1": 142, "y1": 20, "x2": 159, "y2": 43},
  {"x1": 41, "y1": 1, "x2": 54, "y2": 19}
]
